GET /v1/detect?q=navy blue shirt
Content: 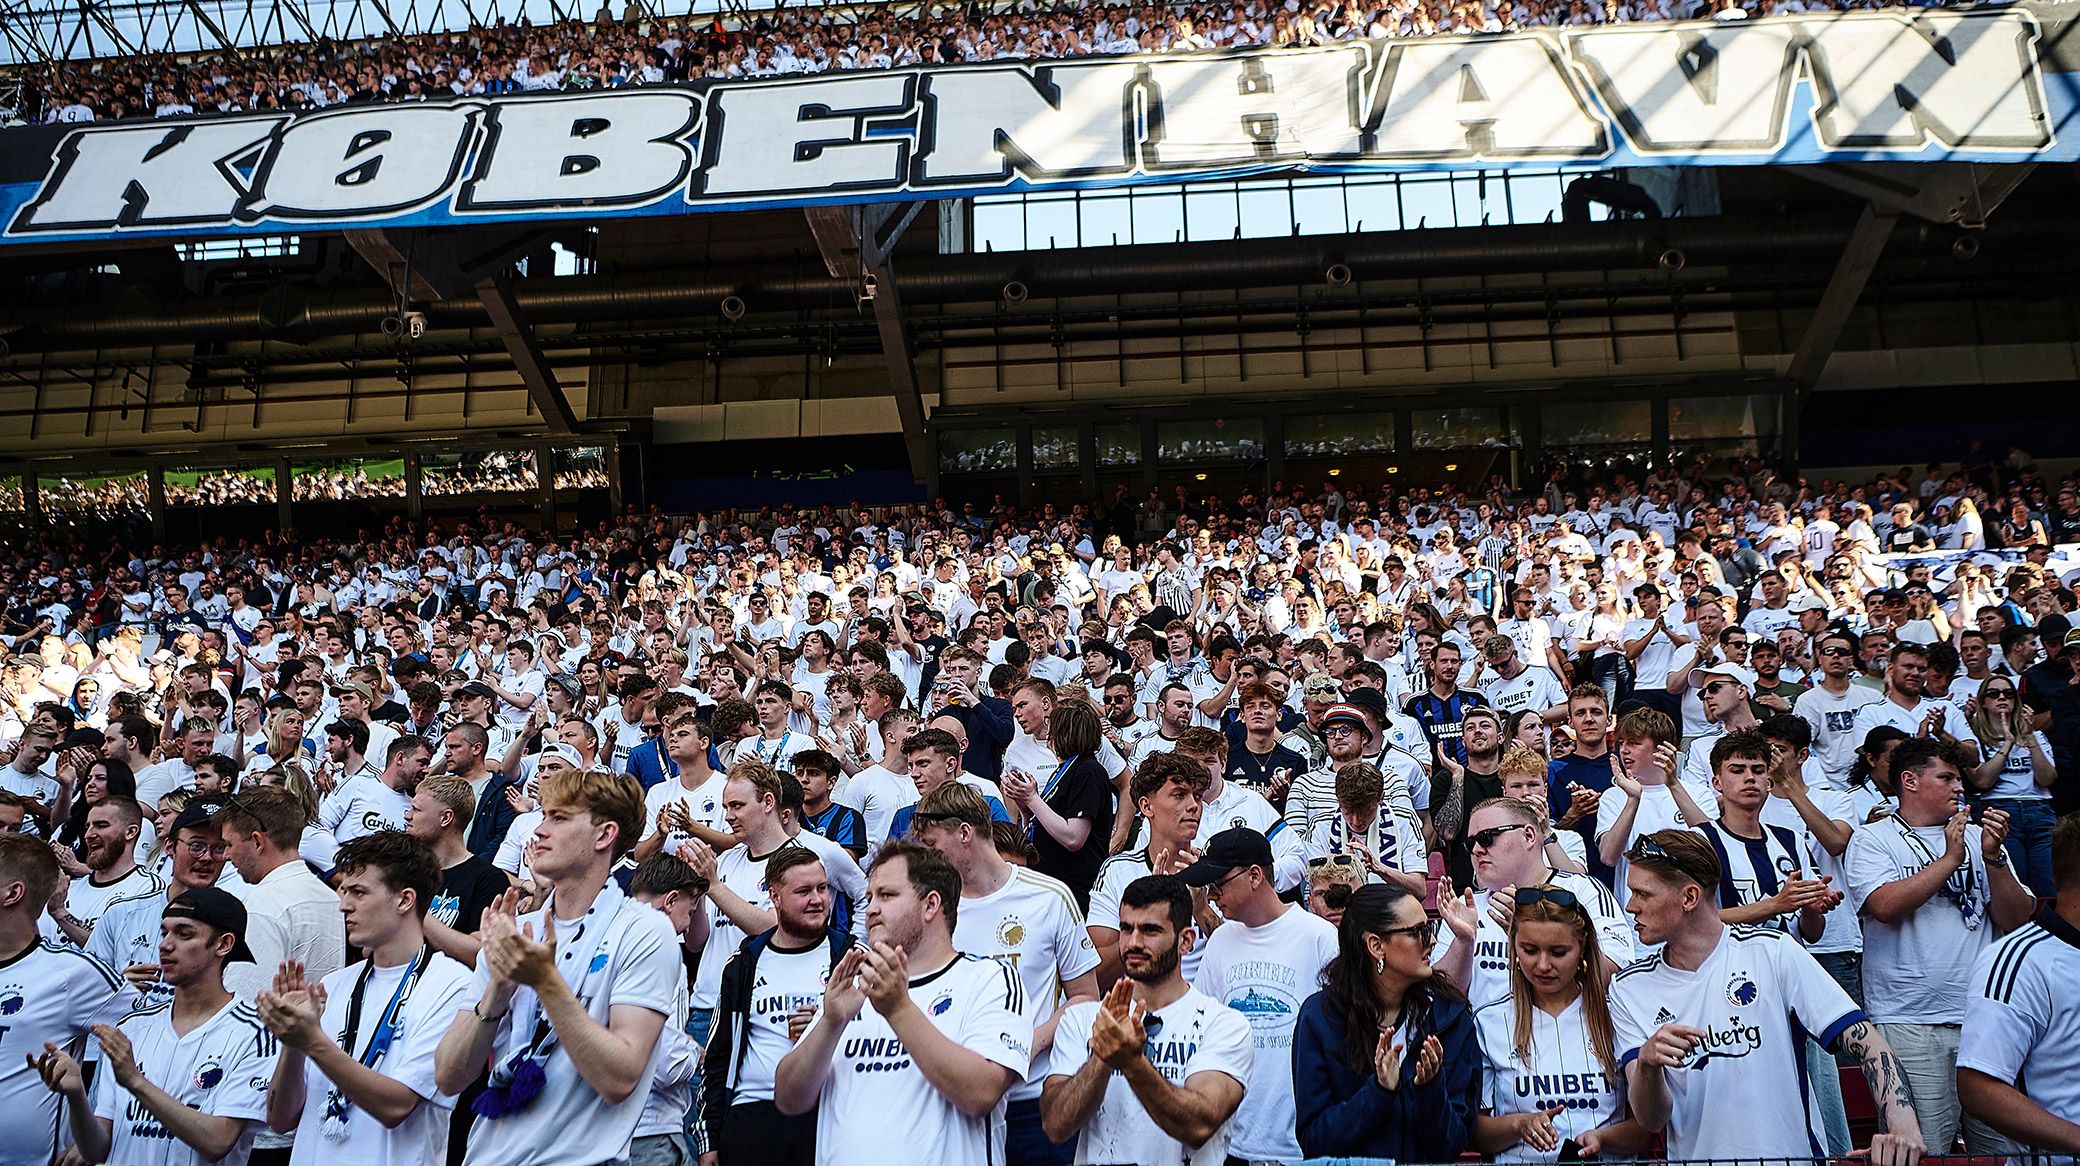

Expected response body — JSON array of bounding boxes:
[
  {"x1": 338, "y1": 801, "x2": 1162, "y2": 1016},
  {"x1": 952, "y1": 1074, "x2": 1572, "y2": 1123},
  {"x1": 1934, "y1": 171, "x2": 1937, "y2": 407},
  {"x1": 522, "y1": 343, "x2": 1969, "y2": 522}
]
[
  {"x1": 1548, "y1": 749, "x2": 1615, "y2": 885},
  {"x1": 1405, "y1": 689, "x2": 1490, "y2": 766}
]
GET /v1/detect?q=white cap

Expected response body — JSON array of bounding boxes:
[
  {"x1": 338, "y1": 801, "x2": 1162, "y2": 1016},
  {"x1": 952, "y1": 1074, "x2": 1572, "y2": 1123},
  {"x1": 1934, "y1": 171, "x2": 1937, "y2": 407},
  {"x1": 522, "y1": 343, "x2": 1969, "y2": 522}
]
[{"x1": 1689, "y1": 661, "x2": 1757, "y2": 690}]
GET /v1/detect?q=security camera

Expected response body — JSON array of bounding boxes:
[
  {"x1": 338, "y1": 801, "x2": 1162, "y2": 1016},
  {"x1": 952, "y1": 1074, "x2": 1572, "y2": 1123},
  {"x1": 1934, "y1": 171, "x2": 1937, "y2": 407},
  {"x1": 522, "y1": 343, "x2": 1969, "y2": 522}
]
[
  {"x1": 859, "y1": 273, "x2": 878, "y2": 303},
  {"x1": 404, "y1": 311, "x2": 428, "y2": 340}
]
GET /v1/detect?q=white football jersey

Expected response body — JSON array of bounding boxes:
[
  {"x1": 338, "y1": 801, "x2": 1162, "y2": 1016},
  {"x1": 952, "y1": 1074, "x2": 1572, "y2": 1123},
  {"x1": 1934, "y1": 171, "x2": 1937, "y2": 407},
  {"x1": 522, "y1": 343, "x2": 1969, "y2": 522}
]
[{"x1": 90, "y1": 998, "x2": 277, "y2": 1166}]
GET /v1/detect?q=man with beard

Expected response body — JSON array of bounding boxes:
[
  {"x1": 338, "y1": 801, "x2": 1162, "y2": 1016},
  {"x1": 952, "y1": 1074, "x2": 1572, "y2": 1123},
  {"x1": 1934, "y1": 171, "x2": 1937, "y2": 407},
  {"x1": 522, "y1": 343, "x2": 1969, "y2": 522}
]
[
  {"x1": 37, "y1": 887, "x2": 276, "y2": 1166},
  {"x1": 49, "y1": 794, "x2": 163, "y2": 946},
  {"x1": 773, "y1": 841, "x2": 1029, "y2": 1166},
  {"x1": 90, "y1": 800, "x2": 243, "y2": 1008},
  {"x1": 1089, "y1": 753, "x2": 1210, "y2": 988},
  {"x1": 699, "y1": 847, "x2": 848, "y2": 1166},
  {"x1": 322, "y1": 734, "x2": 432, "y2": 845},
  {"x1": 0, "y1": 835, "x2": 136, "y2": 1166},
  {"x1": 1851, "y1": 641, "x2": 1976, "y2": 750},
  {"x1": 1040, "y1": 874, "x2": 1250, "y2": 1166}
]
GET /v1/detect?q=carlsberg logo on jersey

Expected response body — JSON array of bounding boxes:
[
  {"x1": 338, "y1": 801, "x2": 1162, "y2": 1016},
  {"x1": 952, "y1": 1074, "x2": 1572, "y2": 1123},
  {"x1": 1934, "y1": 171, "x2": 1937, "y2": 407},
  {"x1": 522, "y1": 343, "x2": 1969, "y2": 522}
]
[{"x1": 2, "y1": 9, "x2": 2069, "y2": 245}]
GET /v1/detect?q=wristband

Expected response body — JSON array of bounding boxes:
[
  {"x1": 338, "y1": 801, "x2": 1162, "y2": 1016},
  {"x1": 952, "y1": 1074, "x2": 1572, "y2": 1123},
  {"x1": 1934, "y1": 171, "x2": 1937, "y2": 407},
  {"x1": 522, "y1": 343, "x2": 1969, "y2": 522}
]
[{"x1": 474, "y1": 998, "x2": 509, "y2": 1023}]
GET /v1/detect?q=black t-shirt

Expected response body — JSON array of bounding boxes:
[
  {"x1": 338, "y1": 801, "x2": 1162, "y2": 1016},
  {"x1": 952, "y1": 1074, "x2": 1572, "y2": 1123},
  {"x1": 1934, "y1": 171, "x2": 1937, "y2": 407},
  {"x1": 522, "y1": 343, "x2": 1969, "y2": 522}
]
[
  {"x1": 433, "y1": 854, "x2": 509, "y2": 935},
  {"x1": 1033, "y1": 755, "x2": 1113, "y2": 911},
  {"x1": 1225, "y1": 742, "x2": 1309, "y2": 807}
]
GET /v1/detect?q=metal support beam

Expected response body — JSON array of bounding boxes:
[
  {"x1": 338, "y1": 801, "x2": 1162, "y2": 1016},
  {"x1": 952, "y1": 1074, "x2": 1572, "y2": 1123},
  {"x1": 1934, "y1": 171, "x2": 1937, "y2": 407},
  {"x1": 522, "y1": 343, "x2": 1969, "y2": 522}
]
[
  {"x1": 1786, "y1": 202, "x2": 1898, "y2": 396},
  {"x1": 476, "y1": 275, "x2": 578, "y2": 434},
  {"x1": 867, "y1": 255, "x2": 933, "y2": 491},
  {"x1": 807, "y1": 201, "x2": 933, "y2": 488},
  {"x1": 346, "y1": 226, "x2": 560, "y2": 302},
  {"x1": 1793, "y1": 162, "x2": 2035, "y2": 227}
]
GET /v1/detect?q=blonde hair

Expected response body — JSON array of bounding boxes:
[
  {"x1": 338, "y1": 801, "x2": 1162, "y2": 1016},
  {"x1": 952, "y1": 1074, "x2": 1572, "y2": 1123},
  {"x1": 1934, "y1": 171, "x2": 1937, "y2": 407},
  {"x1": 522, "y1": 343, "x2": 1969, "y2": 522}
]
[
  {"x1": 1508, "y1": 888, "x2": 1618, "y2": 1079},
  {"x1": 1498, "y1": 744, "x2": 1547, "y2": 782}
]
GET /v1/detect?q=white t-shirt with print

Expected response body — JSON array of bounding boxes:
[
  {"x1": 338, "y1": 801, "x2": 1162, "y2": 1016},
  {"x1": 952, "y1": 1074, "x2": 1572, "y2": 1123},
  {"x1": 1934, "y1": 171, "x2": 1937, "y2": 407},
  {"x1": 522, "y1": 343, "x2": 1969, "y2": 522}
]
[
  {"x1": 1047, "y1": 987, "x2": 1252, "y2": 1166},
  {"x1": 1191, "y1": 905, "x2": 1337, "y2": 1163}
]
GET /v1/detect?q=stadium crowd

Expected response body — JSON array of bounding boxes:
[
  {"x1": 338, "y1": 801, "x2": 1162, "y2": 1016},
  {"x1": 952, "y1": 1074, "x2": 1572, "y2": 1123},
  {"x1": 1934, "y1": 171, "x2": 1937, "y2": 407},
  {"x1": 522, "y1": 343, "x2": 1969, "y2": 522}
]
[
  {"x1": 0, "y1": 449, "x2": 2078, "y2": 1166},
  {"x1": 16, "y1": 0, "x2": 1937, "y2": 125}
]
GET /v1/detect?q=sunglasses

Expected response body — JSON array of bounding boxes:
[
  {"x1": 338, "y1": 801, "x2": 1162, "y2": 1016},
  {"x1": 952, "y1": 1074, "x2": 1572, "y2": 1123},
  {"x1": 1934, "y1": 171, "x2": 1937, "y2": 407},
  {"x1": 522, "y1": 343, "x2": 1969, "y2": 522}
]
[
  {"x1": 1982, "y1": 689, "x2": 2015, "y2": 700},
  {"x1": 1467, "y1": 822, "x2": 1532, "y2": 850},
  {"x1": 1513, "y1": 885, "x2": 1585, "y2": 913},
  {"x1": 1308, "y1": 853, "x2": 1361, "y2": 870},
  {"x1": 1817, "y1": 646, "x2": 1854, "y2": 657},
  {"x1": 1378, "y1": 919, "x2": 1437, "y2": 946}
]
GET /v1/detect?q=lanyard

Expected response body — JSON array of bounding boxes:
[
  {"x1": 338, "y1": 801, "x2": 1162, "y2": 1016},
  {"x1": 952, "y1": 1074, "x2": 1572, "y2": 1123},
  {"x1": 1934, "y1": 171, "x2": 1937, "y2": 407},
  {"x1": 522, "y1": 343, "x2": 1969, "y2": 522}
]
[{"x1": 324, "y1": 944, "x2": 433, "y2": 1137}]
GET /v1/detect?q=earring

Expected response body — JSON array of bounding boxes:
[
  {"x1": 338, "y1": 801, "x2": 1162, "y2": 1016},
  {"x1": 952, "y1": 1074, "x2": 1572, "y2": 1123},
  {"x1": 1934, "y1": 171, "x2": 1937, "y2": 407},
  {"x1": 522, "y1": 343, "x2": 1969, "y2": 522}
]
[{"x1": 1373, "y1": 956, "x2": 1385, "y2": 975}]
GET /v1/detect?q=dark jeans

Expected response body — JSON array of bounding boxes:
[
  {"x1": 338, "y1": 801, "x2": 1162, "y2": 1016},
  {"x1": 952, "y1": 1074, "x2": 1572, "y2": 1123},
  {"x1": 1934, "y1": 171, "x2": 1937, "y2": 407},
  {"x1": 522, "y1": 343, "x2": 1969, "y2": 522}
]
[
  {"x1": 1592, "y1": 654, "x2": 1634, "y2": 709},
  {"x1": 714, "y1": 1100, "x2": 815, "y2": 1166},
  {"x1": 1007, "y1": 1096, "x2": 1075, "y2": 1166},
  {"x1": 1984, "y1": 797, "x2": 2057, "y2": 899}
]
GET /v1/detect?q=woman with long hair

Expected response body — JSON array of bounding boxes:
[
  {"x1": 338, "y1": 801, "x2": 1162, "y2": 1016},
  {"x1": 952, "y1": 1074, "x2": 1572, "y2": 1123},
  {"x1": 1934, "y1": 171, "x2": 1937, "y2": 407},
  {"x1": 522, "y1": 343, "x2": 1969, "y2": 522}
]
[
  {"x1": 1293, "y1": 882, "x2": 1480, "y2": 1161},
  {"x1": 1004, "y1": 696, "x2": 1112, "y2": 905},
  {"x1": 143, "y1": 788, "x2": 194, "y2": 881},
  {"x1": 1963, "y1": 676, "x2": 2056, "y2": 896},
  {"x1": 243, "y1": 706, "x2": 314, "y2": 783},
  {"x1": 1473, "y1": 886, "x2": 1647, "y2": 1161},
  {"x1": 53, "y1": 756, "x2": 135, "y2": 853}
]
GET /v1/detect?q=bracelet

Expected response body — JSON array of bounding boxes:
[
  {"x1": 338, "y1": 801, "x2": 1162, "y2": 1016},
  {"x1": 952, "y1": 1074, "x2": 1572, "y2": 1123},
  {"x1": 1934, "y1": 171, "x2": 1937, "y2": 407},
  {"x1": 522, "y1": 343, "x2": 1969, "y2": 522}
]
[{"x1": 473, "y1": 998, "x2": 509, "y2": 1024}]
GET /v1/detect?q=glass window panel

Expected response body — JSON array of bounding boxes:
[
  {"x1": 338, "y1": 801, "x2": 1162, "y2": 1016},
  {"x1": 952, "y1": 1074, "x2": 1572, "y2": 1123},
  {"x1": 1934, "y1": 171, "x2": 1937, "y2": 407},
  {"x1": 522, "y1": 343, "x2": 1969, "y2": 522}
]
[
  {"x1": 1032, "y1": 426, "x2": 1080, "y2": 471},
  {"x1": 1237, "y1": 186, "x2": 1289, "y2": 239},
  {"x1": 1398, "y1": 177, "x2": 1455, "y2": 230},
  {"x1": 1023, "y1": 195, "x2": 1079, "y2": 249},
  {"x1": 1412, "y1": 407, "x2": 1507, "y2": 449},
  {"x1": 972, "y1": 200, "x2": 1027, "y2": 252},
  {"x1": 291, "y1": 457, "x2": 407, "y2": 501},
  {"x1": 1286, "y1": 412, "x2": 1395, "y2": 457},
  {"x1": 1291, "y1": 180, "x2": 1346, "y2": 236},
  {"x1": 1542, "y1": 401, "x2": 1652, "y2": 447},
  {"x1": 165, "y1": 465, "x2": 275, "y2": 507},
  {"x1": 939, "y1": 428, "x2": 1016, "y2": 474},
  {"x1": 1509, "y1": 172, "x2": 1567, "y2": 226},
  {"x1": 1096, "y1": 423, "x2": 1142, "y2": 467},
  {"x1": 1344, "y1": 178, "x2": 1402, "y2": 233},
  {"x1": 420, "y1": 450, "x2": 539, "y2": 496},
  {"x1": 1669, "y1": 394, "x2": 1774, "y2": 440},
  {"x1": 39, "y1": 471, "x2": 148, "y2": 521},
  {"x1": 1158, "y1": 418, "x2": 1265, "y2": 462},
  {"x1": 1183, "y1": 186, "x2": 1240, "y2": 243},
  {"x1": 553, "y1": 445, "x2": 612, "y2": 490},
  {"x1": 1131, "y1": 187, "x2": 1187, "y2": 246},
  {"x1": 1079, "y1": 191, "x2": 1133, "y2": 248}
]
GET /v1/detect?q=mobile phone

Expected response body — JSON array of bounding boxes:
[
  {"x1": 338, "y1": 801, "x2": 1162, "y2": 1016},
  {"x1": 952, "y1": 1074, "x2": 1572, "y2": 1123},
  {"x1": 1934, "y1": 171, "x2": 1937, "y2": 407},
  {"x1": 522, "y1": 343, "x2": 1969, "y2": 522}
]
[{"x1": 1557, "y1": 1138, "x2": 1590, "y2": 1161}]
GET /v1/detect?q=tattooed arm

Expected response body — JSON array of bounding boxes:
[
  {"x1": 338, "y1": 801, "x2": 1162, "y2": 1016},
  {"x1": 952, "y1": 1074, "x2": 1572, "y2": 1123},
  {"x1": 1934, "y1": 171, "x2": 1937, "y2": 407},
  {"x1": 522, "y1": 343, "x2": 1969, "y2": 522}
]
[{"x1": 1835, "y1": 1020, "x2": 1926, "y2": 1166}]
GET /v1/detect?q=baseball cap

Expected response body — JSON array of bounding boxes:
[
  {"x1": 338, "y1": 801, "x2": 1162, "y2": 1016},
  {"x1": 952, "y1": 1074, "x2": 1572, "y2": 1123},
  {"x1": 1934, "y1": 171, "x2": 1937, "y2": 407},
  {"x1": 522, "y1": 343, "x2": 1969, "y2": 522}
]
[
  {"x1": 456, "y1": 681, "x2": 497, "y2": 701},
  {"x1": 1689, "y1": 661, "x2": 1757, "y2": 690},
  {"x1": 163, "y1": 887, "x2": 256, "y2": 964},
  {"x1": 331, "y1": 680, "x2": 375, "y2": 702},
  {"x1": 171, "y1": 799, "x2": 227, "y2": 834},
  {"x1": 534, "y1": 742, "x2": 584, "y2": 770},
  {"x1": 1320, "y1": 702, "x2": 1369, "y2": 733},
  {"x1": 1177, "y1": 827, "x2": 1274, "y2": 888},
  {"x1": 1787, "y1": 595, "x2": 1828, "y2": 614}
]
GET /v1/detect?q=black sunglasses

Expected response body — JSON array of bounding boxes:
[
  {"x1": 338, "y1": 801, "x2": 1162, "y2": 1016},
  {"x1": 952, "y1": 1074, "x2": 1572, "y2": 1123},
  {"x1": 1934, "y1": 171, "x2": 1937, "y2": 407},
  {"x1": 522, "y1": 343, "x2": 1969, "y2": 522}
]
[
  {"x1": 1513, "y1": 885, "x2": 1585, "y2": 913},
  {"x1": 1467, "y1": 822, "x2": 1532, "y2": 850}
]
